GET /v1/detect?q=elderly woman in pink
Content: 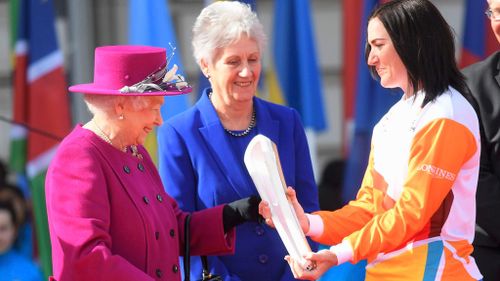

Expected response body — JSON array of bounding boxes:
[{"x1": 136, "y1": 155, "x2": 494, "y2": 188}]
[{"x1": 45, "y1": 45, "x2": 260, "y2": 281}]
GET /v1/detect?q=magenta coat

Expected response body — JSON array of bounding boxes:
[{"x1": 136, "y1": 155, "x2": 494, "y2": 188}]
[{"x1": 46, "y1": 125, "x2": 235, "y2": 281}]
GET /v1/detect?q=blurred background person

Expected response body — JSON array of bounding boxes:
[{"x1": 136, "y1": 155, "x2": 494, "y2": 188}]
[
  {"x1": 462, "y1": 0, "x2": 500, "y2": 279},
  {"x1": 317, "y1": 159, "x2": 344, "y2": 212},
  {"x1": 157, "y1": 2, "x2": 319, "y2": 280},
  {"x1": 0, "y1": 160, "x2": 34, "y2": 260},
  {"x1": 0, "y1": 182, "x2": 32, "y2": 259},
  {"x1": 0, "y1": 199, "x2": 43, "y2": 281}
]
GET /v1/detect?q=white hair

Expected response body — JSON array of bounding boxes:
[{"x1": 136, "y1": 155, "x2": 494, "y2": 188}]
[
  {"x1": 83, "y1": 95, "x2": 150, "y2": 116},
  {"x1": 192, "y1": 1, "x2": 267, "y2": 66}
]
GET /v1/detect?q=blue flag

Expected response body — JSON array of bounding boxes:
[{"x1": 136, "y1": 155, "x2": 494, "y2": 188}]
[
  {"x1": 128, "y1": 0, "x2": 189, "y2": 120},
  {"x1": 271, "y1": 0, "x2": 326, "y2": 131},
  {"x1": 128, "y1": 0, "x2": 189, "y2": 163}
]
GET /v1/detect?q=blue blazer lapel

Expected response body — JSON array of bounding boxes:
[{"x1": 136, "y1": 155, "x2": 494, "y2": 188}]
[
  {"x1": 254, "y1": 98, "x2": 280, "y2": 147},
  {"x1": 197, "y1": 90, "x2": 248, "y2": 198}
]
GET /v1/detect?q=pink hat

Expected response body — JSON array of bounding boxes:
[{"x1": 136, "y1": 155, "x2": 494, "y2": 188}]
[{"x1": 68, "y1": 45, "x2": 192, "y2": 96}]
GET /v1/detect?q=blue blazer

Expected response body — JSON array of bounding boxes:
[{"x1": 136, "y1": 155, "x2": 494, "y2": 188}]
[{"x1": 158, "y1": 88, "x2": 319, "y2": 281}]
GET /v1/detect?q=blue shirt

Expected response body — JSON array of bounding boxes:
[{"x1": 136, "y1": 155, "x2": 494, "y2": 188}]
[{"x1": 0, "y1": 249, "x2": 43, "y2": 281}]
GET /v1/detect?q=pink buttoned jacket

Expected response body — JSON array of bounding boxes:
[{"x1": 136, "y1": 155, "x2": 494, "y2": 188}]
[{"x1": 46, "y1": 125, "x2": 235, "y2": 281}]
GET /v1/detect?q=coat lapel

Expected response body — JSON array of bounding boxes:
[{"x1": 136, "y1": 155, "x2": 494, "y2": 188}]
[
  {"x1": 197, "y1": 91, "x2": 282, "y2": 199},
  {"x1": 495, "y1": 55, "x2": 500, "y2": 88},
  {"x1": 254, "y1": 98, "x2": 280, "y2": 149},
  {"x1": 197, "y1": 90, "x2": 248, "y2": 198}
]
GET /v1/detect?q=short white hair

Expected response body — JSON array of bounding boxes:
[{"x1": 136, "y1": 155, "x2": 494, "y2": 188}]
[
  {"x1": 83, "y1": 95, "x2": 150, "y2": 116},
  {"x1": 192, "y1": 1, "x2": 267, "y2": 66}
]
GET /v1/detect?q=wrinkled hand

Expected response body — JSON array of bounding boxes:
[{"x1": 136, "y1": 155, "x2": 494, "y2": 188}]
[
  {"x1": 285, "y1": 250, "x2": 338, "y2": 280},
  {"x1": 258, "y1": 187, "x2": 310, "y2": 233}
]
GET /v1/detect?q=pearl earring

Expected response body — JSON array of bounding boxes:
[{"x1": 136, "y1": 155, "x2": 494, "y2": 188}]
[{"x1": 119, "y1": 114, "x2": 124, "y2": 120}]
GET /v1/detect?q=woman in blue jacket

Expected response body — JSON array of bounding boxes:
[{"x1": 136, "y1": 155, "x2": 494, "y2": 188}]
[{"x1": 157, "y1": 2, "x2": 319, "y2": 281}]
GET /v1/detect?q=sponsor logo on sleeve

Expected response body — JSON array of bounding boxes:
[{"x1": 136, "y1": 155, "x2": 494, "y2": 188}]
[{"x1": 416, "y1": 164, "x2": 456, "y2": 181}]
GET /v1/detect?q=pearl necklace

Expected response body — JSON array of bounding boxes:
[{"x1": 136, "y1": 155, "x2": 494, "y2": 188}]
[
  {"x1": 91, "y1": 119, "x2": 143, "y2": 160},
  {"x1": 92, "y1": 119, "x2": 114, "y2": 146},
  {"x1": 208, "y1": 92, "x2": 256, "y2": 137}
]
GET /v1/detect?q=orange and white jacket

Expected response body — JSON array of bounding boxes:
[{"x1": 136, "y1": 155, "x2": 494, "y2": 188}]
[{"x1": 309, "y1": 87, "x2": 482, "y2": 280}]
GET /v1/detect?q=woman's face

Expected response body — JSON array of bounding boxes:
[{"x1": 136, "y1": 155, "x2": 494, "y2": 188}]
[
  {"x1": 121, "y1": 96, "x2": 164, "y2": 146},
  {"x1": 0, "y1": 209, "x2": 16, "y2": 254},
  {"x1": 204, "y1": 35, "x2": 261, "y2": 105},
  {"x1": 367, "y1": 17, "x2": 408, "y2": 92}
]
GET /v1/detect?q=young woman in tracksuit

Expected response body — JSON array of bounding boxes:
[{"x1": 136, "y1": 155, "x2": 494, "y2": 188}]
[{"x1": 260, "y1": 0, "x2": 483, "y2": 280}]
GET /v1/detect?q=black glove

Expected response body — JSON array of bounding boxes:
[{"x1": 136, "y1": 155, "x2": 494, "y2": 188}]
[{"x1": 222, "y1": 196, "x2": 262, "y2": 232}]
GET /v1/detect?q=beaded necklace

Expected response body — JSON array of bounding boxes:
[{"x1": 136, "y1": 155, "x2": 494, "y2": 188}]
[
  {"x1": 92, "y1": 119, "x2": 114, "y2": 146},
  {"x1": 208, "y1": 92, "x2": 256, "y2": 137},
  {"x1": 90, "y1": 119, "x2": 143, "y2": 159}
]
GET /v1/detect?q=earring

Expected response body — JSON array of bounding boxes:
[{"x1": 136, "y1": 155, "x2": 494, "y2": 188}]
[{"x1": 119, "y1": 114, "x2": 124, "y2": 120}]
